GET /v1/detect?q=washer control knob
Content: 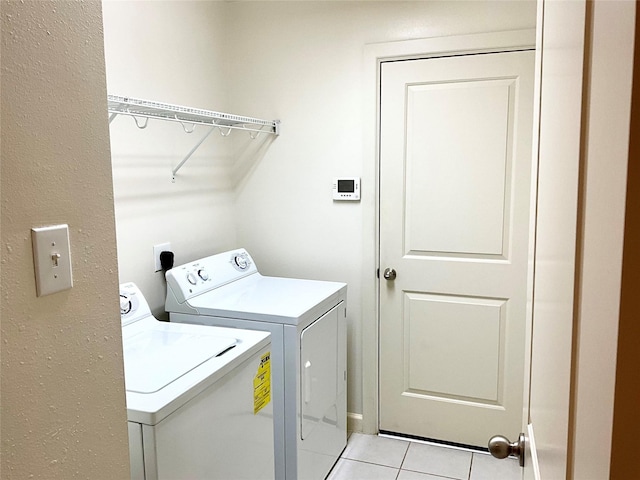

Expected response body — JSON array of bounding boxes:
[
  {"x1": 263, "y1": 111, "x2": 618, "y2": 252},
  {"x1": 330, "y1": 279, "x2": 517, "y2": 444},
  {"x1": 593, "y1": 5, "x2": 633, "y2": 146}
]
[
  {"x1": 120, "y1": 295, "x2": 132, "y2": 315},
  {"x1": 186, "y1": 272, "x2": 197, "y2": 285},
  {"x1": 234, "y1": 254, "x2": 248, "y2": 269},
  {"x1": 198, "y1": 269, "x2": 209, "y2": 281}
]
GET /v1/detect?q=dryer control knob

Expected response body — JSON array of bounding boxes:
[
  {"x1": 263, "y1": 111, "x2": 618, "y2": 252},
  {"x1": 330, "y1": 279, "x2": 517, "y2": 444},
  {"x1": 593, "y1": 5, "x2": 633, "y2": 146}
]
[
  {"x1": 198, "y1": 269, "x2": 209, "y2": 281},
  {"x1": 186, "y1": 272, "x2": 197, "y2": 285}
]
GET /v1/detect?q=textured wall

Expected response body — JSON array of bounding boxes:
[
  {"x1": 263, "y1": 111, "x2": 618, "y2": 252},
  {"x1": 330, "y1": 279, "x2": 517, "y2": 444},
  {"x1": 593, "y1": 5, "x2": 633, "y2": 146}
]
[{"x1": 1, "y1": 1, "x2": 130, "y2": 478}]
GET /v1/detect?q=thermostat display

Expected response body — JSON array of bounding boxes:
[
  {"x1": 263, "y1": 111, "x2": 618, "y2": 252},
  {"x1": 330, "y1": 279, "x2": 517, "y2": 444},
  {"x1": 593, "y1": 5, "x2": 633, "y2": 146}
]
[{"x1": 333, "y1": 177, "x2": 360, "y2": 201}]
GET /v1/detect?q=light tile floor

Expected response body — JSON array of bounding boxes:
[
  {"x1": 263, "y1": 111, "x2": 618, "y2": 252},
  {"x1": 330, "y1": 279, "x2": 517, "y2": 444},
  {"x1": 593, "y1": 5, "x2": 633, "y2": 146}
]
[{"x1": 328, "y1": 433, "x2": 520, "y2": 480}]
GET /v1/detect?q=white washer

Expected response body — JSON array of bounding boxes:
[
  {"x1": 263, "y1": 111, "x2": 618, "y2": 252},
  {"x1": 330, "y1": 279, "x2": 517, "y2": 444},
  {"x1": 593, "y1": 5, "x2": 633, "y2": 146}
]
[
  {"x1": 165, "y1": 249, "x2": 347, "y2": 480},
  {"x1": 120, "y1": 282, "x2": 274, "y2": 480}
]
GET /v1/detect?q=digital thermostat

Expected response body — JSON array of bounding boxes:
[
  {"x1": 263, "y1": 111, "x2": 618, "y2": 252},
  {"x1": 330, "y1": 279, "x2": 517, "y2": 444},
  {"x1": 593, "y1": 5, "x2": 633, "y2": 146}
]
[{"x1": 332, "y1": 177, "x2": 360, "y2": 201}]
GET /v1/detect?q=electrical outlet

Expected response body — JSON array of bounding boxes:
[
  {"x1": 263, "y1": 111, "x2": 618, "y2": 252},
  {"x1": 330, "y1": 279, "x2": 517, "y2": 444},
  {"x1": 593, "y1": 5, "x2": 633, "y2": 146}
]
[{"x1": 153, "y1": 242, "x2": 171, "y2": 272}]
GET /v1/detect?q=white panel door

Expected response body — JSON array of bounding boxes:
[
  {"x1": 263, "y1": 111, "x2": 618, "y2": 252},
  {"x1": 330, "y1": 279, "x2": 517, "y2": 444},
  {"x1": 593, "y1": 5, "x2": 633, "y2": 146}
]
[{"x1": 379, "y1": 50, "x2": 535, "y2": 447}]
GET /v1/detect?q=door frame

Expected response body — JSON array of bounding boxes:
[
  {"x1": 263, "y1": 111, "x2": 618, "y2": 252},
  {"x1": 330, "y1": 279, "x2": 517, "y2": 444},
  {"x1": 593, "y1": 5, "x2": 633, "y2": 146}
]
[
  {"x1": 524, "y1": 1, "x2": 635, "y2": 477},
  {"x1": 360, "y1": 29, "x2": 537, "y2": 436}
]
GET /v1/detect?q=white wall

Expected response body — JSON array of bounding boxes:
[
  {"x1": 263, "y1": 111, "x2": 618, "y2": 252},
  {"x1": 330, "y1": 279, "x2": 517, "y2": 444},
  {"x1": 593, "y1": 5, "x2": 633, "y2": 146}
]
[
  {"x1": 1, "y1": 1, "x2": 130, "y2": 477},
  {"x1": 102, "y1": 0, "x2": 536, "y2": 416},
  {"x1": 226, "y1": 1, "x2": 536, "y2": 416},
  {"x1": 102, "y1": 1, "x2": 238, "y2": 318}
]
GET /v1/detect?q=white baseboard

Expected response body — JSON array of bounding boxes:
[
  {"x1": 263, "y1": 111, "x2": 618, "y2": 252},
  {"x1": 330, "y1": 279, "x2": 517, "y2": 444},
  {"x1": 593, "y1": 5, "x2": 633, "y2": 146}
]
[{"x1": 347, "y1": 412, "x2": 364, "y2": 433}]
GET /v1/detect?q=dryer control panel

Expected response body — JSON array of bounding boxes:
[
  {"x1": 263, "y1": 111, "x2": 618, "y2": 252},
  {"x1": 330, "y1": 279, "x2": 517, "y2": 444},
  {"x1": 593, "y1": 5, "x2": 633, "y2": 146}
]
[{"x1": 165, "y1": 248, "x2": 258, "y2": 304}]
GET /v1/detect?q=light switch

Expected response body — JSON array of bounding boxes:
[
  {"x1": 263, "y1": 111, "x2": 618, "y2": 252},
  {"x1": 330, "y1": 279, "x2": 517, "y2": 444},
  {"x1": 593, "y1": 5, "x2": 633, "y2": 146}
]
[{"x1": 31, "y1": 224, "x2": 73, "y2": 297}]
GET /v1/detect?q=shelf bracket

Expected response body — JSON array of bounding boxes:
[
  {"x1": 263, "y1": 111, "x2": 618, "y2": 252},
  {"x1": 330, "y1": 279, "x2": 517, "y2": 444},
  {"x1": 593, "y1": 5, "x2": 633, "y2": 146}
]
[{"x1": 171, "y1": 127, "x2": 216, "y2": 182}]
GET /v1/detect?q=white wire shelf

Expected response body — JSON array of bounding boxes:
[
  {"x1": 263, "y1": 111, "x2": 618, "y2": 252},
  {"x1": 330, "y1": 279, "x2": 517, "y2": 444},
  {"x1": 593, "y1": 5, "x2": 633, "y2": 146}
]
[{"x1": 107, "y1": 94, "x2": 280, "y2": 180}]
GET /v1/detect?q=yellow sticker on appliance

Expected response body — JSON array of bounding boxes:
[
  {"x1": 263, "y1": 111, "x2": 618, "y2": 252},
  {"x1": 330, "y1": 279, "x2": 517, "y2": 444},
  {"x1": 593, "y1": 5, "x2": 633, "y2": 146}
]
[{"x1": 254, "y1": 351, "x2": 271, "y2": 414}]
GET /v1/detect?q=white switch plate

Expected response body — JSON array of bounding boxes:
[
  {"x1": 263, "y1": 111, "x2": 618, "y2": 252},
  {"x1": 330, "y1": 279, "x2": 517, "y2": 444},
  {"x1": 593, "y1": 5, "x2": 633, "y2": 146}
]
[
  {"x1": 31, "y1": 224, "x2": 73, "y2": 297},
  {"x1": 153, "y1": 242, "x2": 171, "y2": 272}
]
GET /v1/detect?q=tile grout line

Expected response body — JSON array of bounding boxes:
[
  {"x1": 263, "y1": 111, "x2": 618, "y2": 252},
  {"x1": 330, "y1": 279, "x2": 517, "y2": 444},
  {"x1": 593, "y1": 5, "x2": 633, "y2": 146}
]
[
  {"x1": 397, "y1": 441, "x2": 460, "y2": 480},
  {"x1": 395, "y1": 438, "x2": 407, "y2": 480},
  {"x1": 400, "y1": 466, "x2": 462, "y2": 480},
  {"x1": 340, "y1": 433, "x2": 520, "y2": 480},
  {"x1": 399, "y1": 437, "x2": 411, "y2": 470},
  {"x1": 340, "y1": 457, "x2": 400, "y2": 469}
]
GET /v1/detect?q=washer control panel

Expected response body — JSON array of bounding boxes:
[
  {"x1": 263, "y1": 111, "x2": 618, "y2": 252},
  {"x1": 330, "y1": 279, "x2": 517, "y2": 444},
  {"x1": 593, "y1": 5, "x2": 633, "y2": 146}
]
[
  {"x1": 165, "y1": 248, "x2": 258, "y2": 303},
  {"x1": 120, "y1": 282, "x2": 152, "y2": 326},
  {"x1": 231, "y1": 251, "x2": 251, "y2": 271}
]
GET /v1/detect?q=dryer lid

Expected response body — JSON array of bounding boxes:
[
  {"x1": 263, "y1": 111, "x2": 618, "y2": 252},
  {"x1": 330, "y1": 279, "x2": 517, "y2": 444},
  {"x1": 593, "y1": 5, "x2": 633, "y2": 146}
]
[{"x1": 123, "y1": 330, "x2": 236, "y2": 394}]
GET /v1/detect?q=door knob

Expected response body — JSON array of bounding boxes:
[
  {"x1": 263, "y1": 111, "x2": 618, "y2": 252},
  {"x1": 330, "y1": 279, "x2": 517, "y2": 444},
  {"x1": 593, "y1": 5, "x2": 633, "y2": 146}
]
[
  {"x1": 383, "y1": 268, "x2": 397, "y2": 280},
  {"x1": 488, "y1": 433, "x2": 525, "y2": 467}
]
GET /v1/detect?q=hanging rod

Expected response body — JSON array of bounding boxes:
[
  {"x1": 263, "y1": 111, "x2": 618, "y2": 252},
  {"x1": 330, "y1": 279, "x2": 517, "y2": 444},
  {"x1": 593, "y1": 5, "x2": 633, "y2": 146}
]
[{"x1": 107, "y1": 94, "x2": 280, "y2": 181}]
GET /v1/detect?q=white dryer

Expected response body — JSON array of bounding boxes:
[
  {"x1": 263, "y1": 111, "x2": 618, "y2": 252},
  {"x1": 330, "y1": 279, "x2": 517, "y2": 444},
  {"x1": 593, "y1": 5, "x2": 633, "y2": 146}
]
[
  {"x1": 120, "y1": 282, "x2": 274, "y2": 480},
  {"x1": 165, "y1": 249, "x2": 347, "y2": 480}
]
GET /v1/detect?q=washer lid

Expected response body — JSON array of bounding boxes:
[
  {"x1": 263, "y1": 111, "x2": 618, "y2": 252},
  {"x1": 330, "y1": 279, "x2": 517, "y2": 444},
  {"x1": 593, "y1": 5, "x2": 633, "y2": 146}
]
[{"x1": 123, "y1": 329, "x2": 236, "y2": 394}]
